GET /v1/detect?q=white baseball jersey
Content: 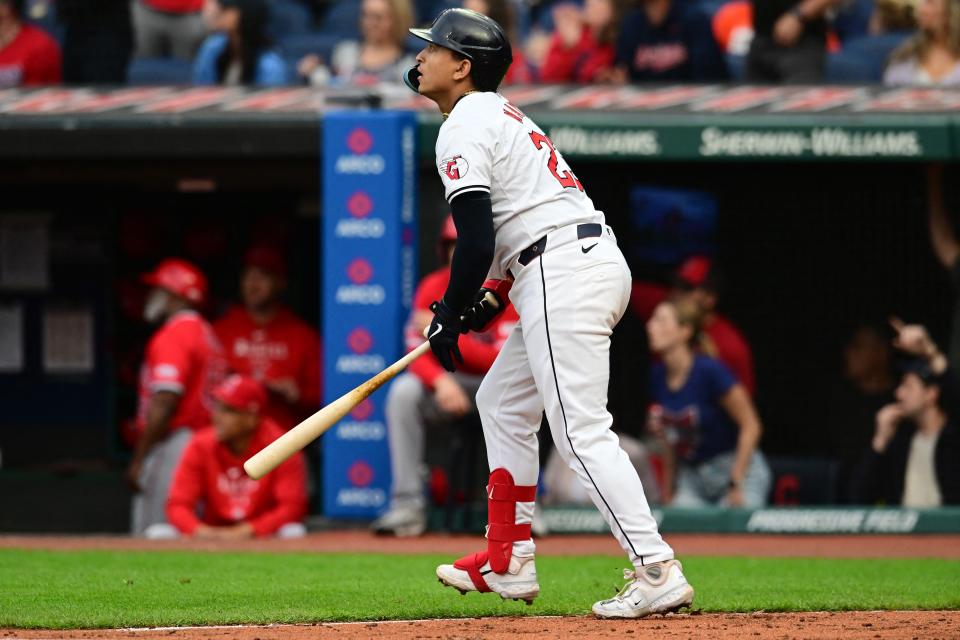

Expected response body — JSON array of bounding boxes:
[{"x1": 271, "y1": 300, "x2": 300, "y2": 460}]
[{"x1": 435, "y1": 92, "x2": 605, "y2": 278}]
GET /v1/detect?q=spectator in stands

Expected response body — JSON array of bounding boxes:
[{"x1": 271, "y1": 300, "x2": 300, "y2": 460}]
[
  {"x1": 298, "y1": 0, "x2": 414, "y2": 86},
  {"x1": 825, "y1": 324, "x2": 897, "y2": 501},
  {"x1": 539, "y1": 0, "x2": 621, "y2": 83},
  {"x1": 885, "y1": 0, "x2": 960, "y2": 87},
  {"x1": 163, "y1": 375, "x2": 309, "y2": 539},
  {"x1": 927, "y1": 163, "x2": 960, "y2": 373},
  {"x1": 58, "y1": 0, "x2": 133, "y2": 83},
  {"x1": 0, "y1": 0, "x2": 61, "y2": 86},
  {"x1": 132, "y1": 0, "x2": 205, "y2": 60},
  {"x1": 194, "y1": 0, "x2": 289, "y2": 86},
  {"x1": 646, "y1": 299, "x2": 770, "y2": 507},
  {"x1": 128, "y1": 258, "x2": 228, "y2": 536},
  {"x1": 371, "y1": 216, "x2": 519, "y2": 536},
  {"x1": 214, "y1": 244, "x2": 322, "y2": 432},
  {"x1": 850, "y1": 320, "x2": 959, "y2": 506},
  {"x1": 611, "y1": 0, "x2": 727, "y2": 83},
  {"x1": 746, "y1": 0, "x2": 839, "y2": 83},
  {"x1": 463, "y1": 0, "x2": 534, "y2": 83}
]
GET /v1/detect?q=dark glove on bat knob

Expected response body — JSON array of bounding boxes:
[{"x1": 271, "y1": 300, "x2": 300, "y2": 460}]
[{"x1": 428, "y1": 300, "x2": 464, "y2": 372}]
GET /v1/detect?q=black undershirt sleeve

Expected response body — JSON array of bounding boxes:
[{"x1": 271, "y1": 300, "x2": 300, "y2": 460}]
[{"x1": 443, "y1": 190, "x2": 496, "y2": 314}]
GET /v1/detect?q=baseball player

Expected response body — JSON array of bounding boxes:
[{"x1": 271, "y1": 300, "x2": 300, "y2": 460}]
[
  {"x1": 165, "y1": 374, "x2": 308, "y2": 539},
  {"x1": 403, "y1": 8, "x2": 695, "y2": 617},
  {"x1": 372, "y1": 215, "x2": 519, "y2": 537},
  {"x1": 129, "y1": 258, "x2": 228, "y2": 536},
  {"x1": 214, "y1": 244, "x2": 322, "y2": 431}
]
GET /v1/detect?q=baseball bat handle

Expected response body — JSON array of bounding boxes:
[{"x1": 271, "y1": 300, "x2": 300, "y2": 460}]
[{"x1": 243, "y1": 339, "x2": 433, "y2": 480}]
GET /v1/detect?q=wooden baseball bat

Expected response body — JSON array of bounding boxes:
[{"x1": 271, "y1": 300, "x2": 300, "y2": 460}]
[{"x1": 243, "y1": 339, "x2": 432, "y2": 480}]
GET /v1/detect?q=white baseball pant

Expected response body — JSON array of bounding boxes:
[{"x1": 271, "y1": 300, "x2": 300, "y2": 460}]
[{"x1": 475, "y1": 224, "x2": 674, "y2": 567}]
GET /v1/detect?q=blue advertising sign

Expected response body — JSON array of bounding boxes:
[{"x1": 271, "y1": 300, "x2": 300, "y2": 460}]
[{"x1": 321, "y1": 111, "x2": 418, "y2": 518}]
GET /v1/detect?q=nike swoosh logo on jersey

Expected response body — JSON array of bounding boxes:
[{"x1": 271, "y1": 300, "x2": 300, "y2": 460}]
[{"x1": 582, "y1": 243, "x2": 598, "y2": 254}]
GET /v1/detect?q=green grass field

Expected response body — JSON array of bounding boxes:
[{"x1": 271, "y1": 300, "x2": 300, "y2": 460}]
[{"x1": 1, "y1": 549, "x2": 959, "y2": 629}]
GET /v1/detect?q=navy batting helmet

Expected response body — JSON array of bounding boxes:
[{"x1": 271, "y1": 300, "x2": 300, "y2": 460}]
[{"x1": 404, "y1": 8, "x2": 513, "y2": 94}]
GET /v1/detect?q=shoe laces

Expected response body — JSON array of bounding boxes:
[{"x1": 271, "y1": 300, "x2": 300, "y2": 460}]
[{"x1": 612, "y1": 569, "x2": 638, "y2": 599}]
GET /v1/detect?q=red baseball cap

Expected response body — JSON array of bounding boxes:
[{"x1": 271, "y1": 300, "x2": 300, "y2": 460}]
[
  {"x1": 674, "y1": 255, "x2": 712, "y2": 290},
  {"x1": 141, "y1": 258, "x2": 208, "y2": 305},
  {"x1": 244, "y1": 244, "x2": 287, "y2": 278},
  {"x1": 213, "y1": 374, "x2": 267, "y2": 414}
]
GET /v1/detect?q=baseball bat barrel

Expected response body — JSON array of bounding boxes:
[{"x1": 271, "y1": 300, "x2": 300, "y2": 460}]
[{"x1": 243, "y1": 339, "x2": 433, "y2": 480}]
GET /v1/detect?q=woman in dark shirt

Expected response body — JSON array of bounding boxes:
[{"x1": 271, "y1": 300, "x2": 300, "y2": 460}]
[{"x1": 646, "y1": 299, "x2": 770, "y2": 507}]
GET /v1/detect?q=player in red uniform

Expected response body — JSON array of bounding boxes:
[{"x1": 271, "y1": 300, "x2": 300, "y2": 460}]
[
  {"x1": 214, "y1": 245, "x2": 322, "y2": 431},
  {"x1": 371, "y1": 216, "x2": 519, "y2": 536},
  {"x1": 129, "y1": 258, "x2": 228, "y2": 536},
  {"x1": 0, "y1": 0, "x2": 61, "y2": 87},
  {"x1": 165, "y1": 374, "x2": 308, "y2": 539}
]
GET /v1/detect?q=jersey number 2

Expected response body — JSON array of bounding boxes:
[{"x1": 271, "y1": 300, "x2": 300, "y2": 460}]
[{"x1": 529, "y1": 131, "x2": 583, "y2": 192}]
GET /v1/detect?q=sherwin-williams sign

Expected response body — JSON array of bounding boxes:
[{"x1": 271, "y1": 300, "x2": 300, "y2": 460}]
[{"x1": 321, "y1": 111, "x2": 417, "y2": 518}]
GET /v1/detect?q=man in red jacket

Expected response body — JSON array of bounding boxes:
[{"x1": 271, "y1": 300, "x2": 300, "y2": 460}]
[
  {"x1": 130, "y1": 258, "x2": 228, "y2": 536},
  {"x1": 164, "y1": 374, "x2": 308, "y2": 539},
  {"x1": 371, "y1": 216, "x2": 519, "y2": 536},
  {"x1": 214, "y1": 244, "x2": 322, "y2": 431},
  {"x1": 0, "y1": 0, "x2": 61, "y2": 87}
]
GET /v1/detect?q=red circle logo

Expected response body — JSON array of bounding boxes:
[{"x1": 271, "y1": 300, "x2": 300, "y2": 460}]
[
  {"x1": 347, "y1": 128, "x2": 373, "y2": 154},
  {"x1": 348, "y1": 460, "x2": 374, "y2": 487},
  {"x1": 350, "y1": 398, "x2": 374, "y2": 421},
  {"x1": 347, "y1": 327, "x2": 373, "y2": 354},
  {"x1": 347, "y1": 192, "x2": 373, "y2": 218},
  {"x1": 347, "y1": 258, "x2": 373, "y2": 284}
]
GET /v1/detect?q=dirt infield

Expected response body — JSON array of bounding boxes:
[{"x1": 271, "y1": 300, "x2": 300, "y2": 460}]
[
  {"x1": 3, "y1": 612, "x2": 960, "y2": 640},
  {"x1": 3, "y1": 531, "x2": 960, "y2": 558}
]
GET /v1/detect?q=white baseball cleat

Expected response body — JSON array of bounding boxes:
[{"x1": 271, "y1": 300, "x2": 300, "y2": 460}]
[
  {"x1": 591, "y1": 559, "x2": 694, "y2": 619},
  {"x1": 437, "y1": 554, "x2": 540, "y2": 605}
]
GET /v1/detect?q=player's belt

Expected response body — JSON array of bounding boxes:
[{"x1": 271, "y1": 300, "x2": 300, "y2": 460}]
[{"x1": 517, "y1": 223, "x2": 603, "y2": 267}]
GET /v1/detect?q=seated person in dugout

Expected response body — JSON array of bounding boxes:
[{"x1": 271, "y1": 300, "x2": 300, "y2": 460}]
[
  {"x1": 371, "y1": 216, "x2": 519, "y2": 537},
  {"x1": 646, "y1": 298, "x2": 771, "y2": 507},
  {"x1": 851, "y1": 320, "x2": 960, "y2": 506},
  {"x1": 153, "y1": 374, "x2": 308, "y2": 540}
]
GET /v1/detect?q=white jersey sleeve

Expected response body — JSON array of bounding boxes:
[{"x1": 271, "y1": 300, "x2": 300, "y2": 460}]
[{"x1": 435, "y1": 119, "x2": 494, "y2": 203}]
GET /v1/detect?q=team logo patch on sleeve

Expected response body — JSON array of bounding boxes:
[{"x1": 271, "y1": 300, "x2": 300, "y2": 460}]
[{"x1": 440, "y1": 155, "x2": 469, "y2": 180}]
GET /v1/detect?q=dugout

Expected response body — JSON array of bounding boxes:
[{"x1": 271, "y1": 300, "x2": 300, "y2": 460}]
[{"x1": 0, "y1": 85, "x2": 958, "y2": 532}]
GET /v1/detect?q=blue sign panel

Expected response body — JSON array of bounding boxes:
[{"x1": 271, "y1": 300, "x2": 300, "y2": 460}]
[{"x1": 321, "y1": 111, "x2": 418, "y2": 518}]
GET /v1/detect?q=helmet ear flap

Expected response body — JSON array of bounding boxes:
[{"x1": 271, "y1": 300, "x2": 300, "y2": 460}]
[{"x1": 403, "y1": 65, "x2": 421, "y2": 93}]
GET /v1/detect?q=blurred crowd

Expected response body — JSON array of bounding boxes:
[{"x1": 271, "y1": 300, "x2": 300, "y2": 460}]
[{"x1": 2, "y1": 0, "x2": 960, "y2": 88}]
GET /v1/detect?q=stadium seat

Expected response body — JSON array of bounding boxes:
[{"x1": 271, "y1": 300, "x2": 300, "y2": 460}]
[
  {"x1": 278, "y1": 32, "x2": 343, "y2": 68},
  {"x1": 726, "y1": 53, "x2": 747, "y2": 81},
  {"x1": 269, "y1": 0, "x2": 314, "y2": 38},
  {"x1": 833, "y1": 0, "x2": 873, "y2": 42},
  {"x1": 628, "y1": 186, "x2": 718, "y2": 266},
  {"x1": 825, "y1": 33, "x2": 911, "y2": 83},
  {"x1": 319, "y1": 0, "x2": 362, "y2": 40},
  {"x1": 127, "y1": 57, "x2": 195, "y2": 85},
  {"x1": 767, "y1": 456, "x2": 840, "y2": 505}
]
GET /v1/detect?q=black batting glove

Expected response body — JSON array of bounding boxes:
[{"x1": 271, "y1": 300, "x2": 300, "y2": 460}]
[
  {"x1": 428, "y1": 299, "x2": 464, "y2": 372},
  {"x1": 460, "y1": 279, "x2": 511, "y2": 333}
]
